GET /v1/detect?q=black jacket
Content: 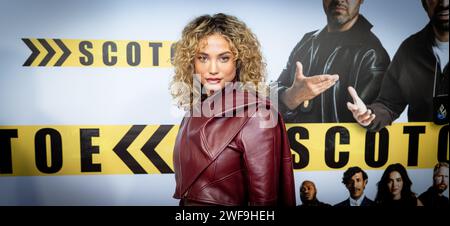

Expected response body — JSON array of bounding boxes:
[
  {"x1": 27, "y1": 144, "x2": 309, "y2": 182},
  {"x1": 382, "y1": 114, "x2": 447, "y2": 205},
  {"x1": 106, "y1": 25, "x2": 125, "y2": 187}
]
[
  {"x1": 334, "y1": 196, "x2": 375, "y2": 207},
  {"x1": 418, "y1": 186, "x2": 450, "y2": 208},
  {"x1": 299, "y1": 199, "x2": 332, "y2": 207},
  {"x1": 276, "y1": 15, "x2": 390, "y2": 123},
  {"x1": 368, "y1": 23, "x2": 449, "y2": 131}
]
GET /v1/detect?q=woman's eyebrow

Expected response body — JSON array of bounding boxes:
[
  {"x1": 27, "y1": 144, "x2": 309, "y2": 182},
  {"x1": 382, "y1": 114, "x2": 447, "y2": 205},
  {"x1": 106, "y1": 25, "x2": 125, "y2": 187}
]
[
  {"x1": 218, "y1": 51, "x2": 232, "y2": 56},
  {"x1": 197, "y1": 51, "x2": 232, "y2": 56}
]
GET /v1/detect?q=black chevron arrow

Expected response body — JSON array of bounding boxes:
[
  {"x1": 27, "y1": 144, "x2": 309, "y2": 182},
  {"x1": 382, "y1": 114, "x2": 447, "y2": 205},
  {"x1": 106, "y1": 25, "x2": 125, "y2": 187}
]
[
  {"x1": 141, "y1": 125, "x2": 174, "y2": 174},
  {"x1": 54, "y1": 39, "x2": 71, "y2": 66},
  {"x1": 38, "y1": 39, "x2": 55, "y2": 66},
  {"x1": 22, "y1": 38, "x2": 40, "y2": 66},
  {"x1": 113, "y1": 125, "x2": 147, "y2": 174}
]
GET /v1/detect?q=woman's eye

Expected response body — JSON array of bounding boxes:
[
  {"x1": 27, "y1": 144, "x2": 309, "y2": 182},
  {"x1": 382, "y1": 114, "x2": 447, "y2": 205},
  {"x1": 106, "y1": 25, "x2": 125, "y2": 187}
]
[
  {"x1": 197, "y1": 56, "x2": 207, "y2": 62},
  {"x1": 219, "y1": 56, "x2": 230, "y2": 63}
]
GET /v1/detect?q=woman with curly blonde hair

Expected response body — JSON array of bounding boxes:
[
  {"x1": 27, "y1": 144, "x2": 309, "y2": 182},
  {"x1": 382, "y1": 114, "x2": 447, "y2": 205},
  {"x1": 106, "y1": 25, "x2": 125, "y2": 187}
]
[
  {"x1": 170, "y1": 13, "x2": 267, "y2": 110},
  {"x1": 171, "y1": 13, "x2": 296, "y2": 206}
]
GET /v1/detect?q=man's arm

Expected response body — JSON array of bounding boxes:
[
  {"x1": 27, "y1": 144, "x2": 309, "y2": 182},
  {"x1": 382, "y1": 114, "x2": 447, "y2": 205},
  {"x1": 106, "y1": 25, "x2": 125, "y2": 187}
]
[
  {"x1": 274, "y1": 35, "x2": 338, "y2": 117},
  {"x1": 347, "y1": 44, "x2": 410, "y2": 131},
  {"x1": 354, "y1": 47, "x2": 390, "y2": 104}
]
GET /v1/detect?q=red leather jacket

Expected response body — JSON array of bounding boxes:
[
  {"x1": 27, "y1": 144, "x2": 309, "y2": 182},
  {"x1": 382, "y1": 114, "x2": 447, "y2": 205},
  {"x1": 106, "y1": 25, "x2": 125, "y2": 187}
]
[{"x1": 173, "y1": 84, "x2": 296, "y2": 206}]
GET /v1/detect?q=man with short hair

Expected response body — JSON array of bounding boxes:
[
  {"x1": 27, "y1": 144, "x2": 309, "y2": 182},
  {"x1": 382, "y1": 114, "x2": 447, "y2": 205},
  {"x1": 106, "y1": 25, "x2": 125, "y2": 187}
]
[
  {"x1": 335, "y1": 166, "x2": 375, "y2": 206},
  {"x1": 347, "y1": 0, "x2": 449, "y2": 129},
  {"x1": 299, "y1": 180, "x2": 331, "y2": 207},
  {"x1": 419, "y1": 162, "x2": 449, "y2": 207},
  {"x1": 275, "y1": 0, "x2": 390, "y2": 123}
]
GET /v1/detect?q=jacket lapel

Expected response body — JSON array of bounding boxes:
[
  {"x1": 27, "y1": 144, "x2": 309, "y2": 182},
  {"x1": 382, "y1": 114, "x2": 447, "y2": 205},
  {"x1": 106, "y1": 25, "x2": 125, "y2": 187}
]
[{"x1": 179, "y1": 84, "x2": 262, "y2": 196}]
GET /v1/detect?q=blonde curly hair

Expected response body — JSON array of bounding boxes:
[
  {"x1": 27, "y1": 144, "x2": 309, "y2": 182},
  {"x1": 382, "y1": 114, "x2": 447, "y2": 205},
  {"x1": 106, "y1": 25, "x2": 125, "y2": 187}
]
[{"x1": 170, "y1": 13, "x2": 267, "y2": 110}]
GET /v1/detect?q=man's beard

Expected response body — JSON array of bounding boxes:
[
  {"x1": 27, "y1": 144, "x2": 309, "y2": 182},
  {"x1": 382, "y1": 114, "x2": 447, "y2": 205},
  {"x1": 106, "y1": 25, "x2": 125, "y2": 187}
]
[
  {"x1": 327, "y1": 11, "x2": 358, "y2": 29},
  {"x1": 326, "y1": 1, "x2": 349, "y2": 26},
  {"x1": 435, "y1": 183, "x2": 448, "y2": 193},
  {"x1": 329, "y1": 15, "x2": 349, "y2": 26},
  {"x1": 432, "y1": 6, "x2": 449, "y2": 32}
]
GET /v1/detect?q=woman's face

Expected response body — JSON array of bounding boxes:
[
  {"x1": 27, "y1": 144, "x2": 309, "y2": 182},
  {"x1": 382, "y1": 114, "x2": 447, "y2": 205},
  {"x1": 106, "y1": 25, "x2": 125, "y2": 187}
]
[
  {"x1": 387, "y1": 171, "x2": 403, "y2": 200},
  {"x1": 194, "y1": 33, "x2": 237, "y2": 95}
]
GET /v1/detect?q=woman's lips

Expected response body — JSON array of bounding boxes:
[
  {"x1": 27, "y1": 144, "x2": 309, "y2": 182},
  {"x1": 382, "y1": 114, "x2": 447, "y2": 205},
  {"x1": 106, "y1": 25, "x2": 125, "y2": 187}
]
[{"x1": 206, "y1": 78, "x2": 221, "y2": 84}]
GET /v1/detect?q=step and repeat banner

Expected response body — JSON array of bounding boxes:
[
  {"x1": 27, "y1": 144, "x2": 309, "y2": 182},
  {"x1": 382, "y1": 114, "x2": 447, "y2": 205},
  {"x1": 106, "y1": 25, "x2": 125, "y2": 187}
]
[
  {"x1": 0, "y1": 123, "x2": 447, "y2": 176},
  {"x1": 0, "y1": 0, "x2": 448, "y2": 205}
]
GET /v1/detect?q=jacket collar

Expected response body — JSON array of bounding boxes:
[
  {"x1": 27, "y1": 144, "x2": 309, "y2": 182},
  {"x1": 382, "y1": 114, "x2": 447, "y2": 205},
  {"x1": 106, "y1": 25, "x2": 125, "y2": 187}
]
[
  {"x1": 198, "y1": 82, "x2": 265, "y2": 160},
  {"x1": 195, "y1": 82, "x2": 263, "y2": 117},
  {"x1": 417, "y1": 22, "x2": 438, "y2": 56},
  {"x1": 178, "y1": 82, "x2": 267, "y2": 196}
]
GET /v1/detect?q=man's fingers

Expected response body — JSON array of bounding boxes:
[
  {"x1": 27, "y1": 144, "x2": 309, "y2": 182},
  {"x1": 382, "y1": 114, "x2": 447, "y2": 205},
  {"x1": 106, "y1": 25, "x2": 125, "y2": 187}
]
[
  {"x1": 357, "y1": 109, "x2": 372, "y2": 121},
  {"x1": 315, "y1": 82, "x2": 335, "y2": 94},
  {"x1": 348, "y1": 102, "x2": 375, "y2": 126},
  {"x1": 358, "y1": 111, "x2": 376, "y2": 125},
  {"x1": 322, "y1": 77, "x2": 338, "y2": 89},
  {"x1": 361, "y1": 114, "x2": 376, "y2": 126},
  {"x1": 306, "y1": 75, "x2": 338, "y2": 93},
  {"x1": 309, "y1": 74, "x2": 338, "y2": 84},
  {"x1": 330, "y1": 74, "x2": 339, "y2": 82},
  {"x1": 295, "y1": 61, "x2": 304, "y2": 80},
  {"x1": 347, "y1": 86, "x2": 359, "y2": 104},
  {"x1": 347, "y1": 102, "x2": 358, "y2": 111}
]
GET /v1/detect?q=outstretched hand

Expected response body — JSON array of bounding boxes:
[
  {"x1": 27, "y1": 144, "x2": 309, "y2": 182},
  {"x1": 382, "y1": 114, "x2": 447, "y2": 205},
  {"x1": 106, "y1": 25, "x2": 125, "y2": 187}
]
[
  {"x1": 346, "y1": 86, "x2": 375, "y2": 126},
  {"x1": 283, "y1": 62, "x2": 339, "y2": 110}
]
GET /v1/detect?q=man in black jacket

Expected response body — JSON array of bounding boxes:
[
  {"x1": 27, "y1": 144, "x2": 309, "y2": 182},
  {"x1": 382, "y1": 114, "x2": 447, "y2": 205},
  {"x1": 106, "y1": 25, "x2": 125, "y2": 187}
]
[
  {"x1": 299, "y1": 180, "x2": 332, "y2": 207},
  {"x1": 419, "y1": 162, "x2": 449, "y2": 207},
  {"x1": 347, "y1": 0, "x2": 449, "y2": 130},
  {"x1": 275, "y1": 0, "x2": 390, "y2": 123},
  {"x1": 335, "y1": 166, "x2": 375, "y2": 207}
]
